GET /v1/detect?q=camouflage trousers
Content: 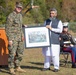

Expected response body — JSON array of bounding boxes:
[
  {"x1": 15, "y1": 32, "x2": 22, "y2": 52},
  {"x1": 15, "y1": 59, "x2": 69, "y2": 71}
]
[{"x1": 8, "y1": 40, "x2": 24, "y2": 69}]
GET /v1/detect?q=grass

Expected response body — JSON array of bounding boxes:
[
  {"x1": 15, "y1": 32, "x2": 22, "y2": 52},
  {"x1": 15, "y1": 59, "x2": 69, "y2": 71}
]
[{"x1": 0, "y1": 48, "x2": 76, "y2": 75}]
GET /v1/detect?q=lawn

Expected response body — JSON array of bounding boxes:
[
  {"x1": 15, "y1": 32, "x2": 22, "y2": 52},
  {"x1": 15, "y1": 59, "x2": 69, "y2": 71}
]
[{"x1": 0, "y1": 48, "x2": 76, "y2": 75}]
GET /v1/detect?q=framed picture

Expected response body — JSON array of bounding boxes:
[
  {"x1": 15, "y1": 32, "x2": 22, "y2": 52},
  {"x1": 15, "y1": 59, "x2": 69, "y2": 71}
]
[{"x1": 24, "y1": 26, "x2": 50, "y2": 48}]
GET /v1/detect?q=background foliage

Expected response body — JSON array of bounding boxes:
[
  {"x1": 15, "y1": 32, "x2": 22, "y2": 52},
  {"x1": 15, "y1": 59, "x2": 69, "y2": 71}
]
[{"x1": 0, "y1": 0, "x2": 76, "y2": 32}]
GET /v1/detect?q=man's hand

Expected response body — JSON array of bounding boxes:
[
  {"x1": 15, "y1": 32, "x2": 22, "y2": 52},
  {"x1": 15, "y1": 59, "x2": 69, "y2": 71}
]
[
  {"x1": 32, "y1": 5, "x2": 39, "y2": 8},
  {"x1": 23, "y1": 25, "x2": 27, "y2": 27},
  {"x1": 22, "y1": 36, "x2": 24, "y2": 41},
  {"x1": 46, "y1": 25, "x2": 52, "y2": 30},
  {"x1": 59, "y1": 37, "x2": 61, "y2": 40},
  {"x1": 70, "y1": 44, "x2": 74, "y2": 47},
  {"x1": 9, "y1": 41, "x2": 13, "y2": 46}
]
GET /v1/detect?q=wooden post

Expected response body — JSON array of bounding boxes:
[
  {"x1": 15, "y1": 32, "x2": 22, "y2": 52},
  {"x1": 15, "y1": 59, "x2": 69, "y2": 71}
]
[{"x1": 0, "y1": 28, "x2": 9, "y2": 66}]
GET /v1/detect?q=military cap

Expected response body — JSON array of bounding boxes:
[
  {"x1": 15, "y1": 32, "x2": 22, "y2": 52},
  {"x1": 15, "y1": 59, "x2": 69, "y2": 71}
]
[
  {"x1": 63, "y1": 22, "x2": 69, "y2": 28},
  {"x1": 16, "y1": 2, "x2": 23, "y2": 9}
]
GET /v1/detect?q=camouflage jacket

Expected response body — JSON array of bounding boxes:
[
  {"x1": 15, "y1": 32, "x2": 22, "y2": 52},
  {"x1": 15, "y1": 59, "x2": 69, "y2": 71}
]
[{"x1": 5, "y1": 11, "x2": 23, "y2": 41}]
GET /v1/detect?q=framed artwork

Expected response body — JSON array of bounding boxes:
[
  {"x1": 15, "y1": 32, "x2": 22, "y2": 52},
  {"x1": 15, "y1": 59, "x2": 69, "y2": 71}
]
[{"x1": 24, "y1": 26, "x2": 50, "y2": 48}]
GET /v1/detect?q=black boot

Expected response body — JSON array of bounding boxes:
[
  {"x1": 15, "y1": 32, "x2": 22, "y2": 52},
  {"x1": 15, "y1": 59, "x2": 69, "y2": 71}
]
[{"x1": 72, "y1": 63, "x2": 76, "y2": 68}]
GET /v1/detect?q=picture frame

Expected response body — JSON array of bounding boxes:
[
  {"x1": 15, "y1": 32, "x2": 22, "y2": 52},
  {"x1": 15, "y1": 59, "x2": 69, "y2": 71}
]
[{"x1": 24, "y1": 26, "x2": 50, "y2": 48}]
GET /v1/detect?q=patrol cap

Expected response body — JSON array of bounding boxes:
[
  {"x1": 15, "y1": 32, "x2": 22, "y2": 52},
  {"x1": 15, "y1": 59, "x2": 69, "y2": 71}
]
[
  {"x1": 16, "y1": 2, "x2": 23, "y2": 9},
  {"x1": 63, "y1": 22, "x2": 69, "y2": 28}
]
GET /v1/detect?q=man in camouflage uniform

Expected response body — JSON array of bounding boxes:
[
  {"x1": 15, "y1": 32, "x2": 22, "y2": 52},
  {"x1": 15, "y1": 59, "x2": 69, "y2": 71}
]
[{"x1": 5, "y1": 2, "x2": 26, "y2": 75}]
